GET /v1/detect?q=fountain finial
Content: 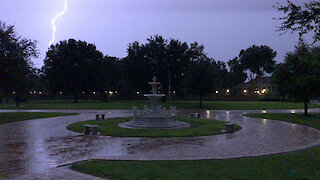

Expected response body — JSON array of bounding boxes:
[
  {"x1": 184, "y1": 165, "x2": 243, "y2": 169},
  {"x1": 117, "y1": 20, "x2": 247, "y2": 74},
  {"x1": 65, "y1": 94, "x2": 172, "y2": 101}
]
[{"x1": 152, "y1": 76, "x2": 157, "y2": 82}]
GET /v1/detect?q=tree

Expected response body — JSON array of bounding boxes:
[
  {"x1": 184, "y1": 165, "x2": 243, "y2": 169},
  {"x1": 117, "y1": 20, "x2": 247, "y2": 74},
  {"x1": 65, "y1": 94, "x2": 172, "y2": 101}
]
[
  {"x1": 43, "y1": 39, "x2": 103, "y2": 103},
  {"x1": 97, "y1": 56, "x2": 122, "y2": 102},
  {"x1": 239, "y1": 45, "x2": 277, "y2": 81},
  {"x1": 227, "y1": 57, "x2": 247, "y2": 88},
  {"x1": 275, "y1": 0, "x2": 320, "y2": 43},
  {"x1": 123, "y1": 35, "x2": 206, "y2": 97},
  {"x1": 0, "y1": 21, "x2": 38, "y2": 106},
  {"x1": 122, "y1": 41, "x2": 153, "y2": 94},
  {"x1": 273, "y1": 41, "x2": 320, "y2": 115},
  {"x1": 184, "y1": 60, "x2": 219, "y2": 107}
]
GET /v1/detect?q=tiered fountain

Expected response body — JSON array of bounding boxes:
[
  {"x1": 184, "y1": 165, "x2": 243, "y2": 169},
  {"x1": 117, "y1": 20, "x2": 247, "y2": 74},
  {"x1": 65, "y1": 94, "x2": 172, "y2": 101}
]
[{"x1": 119, "y1": 77, "x2": 190, "y2": 129}]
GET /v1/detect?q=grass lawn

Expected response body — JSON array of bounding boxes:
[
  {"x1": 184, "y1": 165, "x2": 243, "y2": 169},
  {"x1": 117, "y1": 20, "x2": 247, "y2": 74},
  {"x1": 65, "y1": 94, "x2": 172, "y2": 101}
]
[
  {"x1": 67, "y1": 117, "x2": 240, "y2": 138},
  {"x1": 0, "y1": 100, "x2": 319, "y2": 110},
  {"x1": 0, "y1": 112, "x2": 78, "y2": 125},
  {"x1": 70, "y1": 113, "x2": 320, "y2": 180}
]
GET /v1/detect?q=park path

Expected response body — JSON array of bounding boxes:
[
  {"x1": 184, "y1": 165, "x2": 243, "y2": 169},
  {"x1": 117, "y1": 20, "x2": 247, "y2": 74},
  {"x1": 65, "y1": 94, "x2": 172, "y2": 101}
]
[{"x1": 0, "y1": 109, "x2": 320, "y2": 179}]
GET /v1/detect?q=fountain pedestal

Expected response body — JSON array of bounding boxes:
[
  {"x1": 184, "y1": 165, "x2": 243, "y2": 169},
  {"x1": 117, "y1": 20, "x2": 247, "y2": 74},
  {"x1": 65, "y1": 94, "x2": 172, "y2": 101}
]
[{"x1": 119, "y1": 77, "x2": 190, "y2": 129}]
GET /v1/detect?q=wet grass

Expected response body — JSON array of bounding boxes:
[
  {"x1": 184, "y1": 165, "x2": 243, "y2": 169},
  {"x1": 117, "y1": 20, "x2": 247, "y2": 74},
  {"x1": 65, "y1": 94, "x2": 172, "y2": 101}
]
[
  {"x1": 70, "y1": 113, "x2": 320, "y2": 180},
  {"x1": 0, "y1": 100, "x2": 319, "y2": 110},
  {"x1": 0, "y1": 112, "x2": 78, "y2": 125},
  {"x1": 67, "y1": 117, "x2": 240, "y2": 138}
]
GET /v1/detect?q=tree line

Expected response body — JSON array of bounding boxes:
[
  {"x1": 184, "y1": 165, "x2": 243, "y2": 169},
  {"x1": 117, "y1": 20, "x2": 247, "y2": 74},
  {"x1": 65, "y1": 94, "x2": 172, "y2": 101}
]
[
  {"x1": 1, "y1": 0, "x2": 320, "y2": 114},
  {"x1": 0, "y1": 25, "x2": 278, "y2": 106}
]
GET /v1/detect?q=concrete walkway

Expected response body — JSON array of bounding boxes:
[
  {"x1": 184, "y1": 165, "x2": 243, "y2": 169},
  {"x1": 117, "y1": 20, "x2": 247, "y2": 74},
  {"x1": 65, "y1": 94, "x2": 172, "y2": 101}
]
[{"x1": 0, "y1": 109, "x2": 320, "y2": 179}]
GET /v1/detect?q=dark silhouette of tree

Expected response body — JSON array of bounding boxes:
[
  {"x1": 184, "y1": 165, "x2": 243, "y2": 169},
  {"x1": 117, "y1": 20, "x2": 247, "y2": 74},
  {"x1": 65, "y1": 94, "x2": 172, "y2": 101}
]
[
  {"x1": 97, "y1": 56, "x2": 122, "y2": 102},
  {"x1": 273, "y1": 41, "x2": 320, "y2": 115},
  {"x1": 123, "y1": 35, "x2": 208, "y2": 98},
  {"x1": 239, "y1": 45, "x2": 277, "y2": 81},
  {"x1": 0, "y1": 21, "x2": 38, "y2": 106},
  {"x1": 227, "y1": 57, "x2": 247, "y2": 89},
  {"x1": 43, "y1": 39, "x2": 103, "y2": 103},
  {"x1": 275, "y1": 0, "x2": 320, "y2": 43},
  {"x1": 184, "y1": 59, "x2": 220, "y2": 107},
  {"x1": 122, "y1": 41, "x2": 153, "y2": 94}
]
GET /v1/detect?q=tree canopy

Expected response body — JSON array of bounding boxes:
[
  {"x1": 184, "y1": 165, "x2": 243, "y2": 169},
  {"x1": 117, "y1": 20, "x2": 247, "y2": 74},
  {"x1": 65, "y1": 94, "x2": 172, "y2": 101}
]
[
  {"x1": 43, "y1": 39, "x2": 104, "y2": 103},
  {"x1": 123, "y1": 35, "x2": 207, "y2": 97},
  {"x1": 273, "y1": 41, "x2": 320, "y2": 115},
  {"x1": 184, "y1": 60, "x2": 220, "y2": 107},
  {"x1": 276, "y1": 0, "x2": 320, "y2": 43},
  {"x1": 239, "y1": 45, "x2": 277, "y2": 81},
  {"x1": 0, "y1": 21, "x2": 38, "y2": 106}
]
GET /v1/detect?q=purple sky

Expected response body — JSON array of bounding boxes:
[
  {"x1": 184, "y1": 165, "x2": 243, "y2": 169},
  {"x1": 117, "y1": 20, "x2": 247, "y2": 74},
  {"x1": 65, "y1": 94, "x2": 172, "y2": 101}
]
[{"x1": 0, "y1": 0, "x2": 313, "y2": 68}]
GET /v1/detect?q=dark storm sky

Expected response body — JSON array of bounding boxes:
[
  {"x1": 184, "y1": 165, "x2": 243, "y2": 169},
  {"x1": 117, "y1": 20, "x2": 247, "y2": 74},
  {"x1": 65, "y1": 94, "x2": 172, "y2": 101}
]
[{"x1": 0, "y1": 0, "x2": 312, "y2": 67}]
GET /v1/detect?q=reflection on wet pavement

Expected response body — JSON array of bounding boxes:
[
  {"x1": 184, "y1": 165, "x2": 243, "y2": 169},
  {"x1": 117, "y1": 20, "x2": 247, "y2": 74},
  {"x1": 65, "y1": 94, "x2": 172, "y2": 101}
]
[{"x1": 0, "y1": 109, "x2": 319, "y2": 179}]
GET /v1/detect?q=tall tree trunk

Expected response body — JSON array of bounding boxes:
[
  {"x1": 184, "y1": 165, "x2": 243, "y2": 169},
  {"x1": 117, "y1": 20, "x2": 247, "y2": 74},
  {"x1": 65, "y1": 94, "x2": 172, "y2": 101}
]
[
  {"x1": 15, "y1": 95, "x2": 20, "y2": 107},
  {"x1": 104, "y1": 92, "x2": 108, "y2": 103},
  {"x1": 199, "y1": 95, "x2": 203, "y2": 107},
  {"x1": 304, "y1": 101, "x2": 308, "y2": 116},
  {"x1": 74, "y1": 91, "x2": 78, "y2": 103}
]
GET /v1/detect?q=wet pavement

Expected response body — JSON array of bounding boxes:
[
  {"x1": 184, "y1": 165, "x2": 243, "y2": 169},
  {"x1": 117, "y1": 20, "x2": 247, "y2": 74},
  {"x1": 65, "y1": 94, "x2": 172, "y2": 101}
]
[{"x1": 0, "y1": 109, "x2": 320, "y2": 179}]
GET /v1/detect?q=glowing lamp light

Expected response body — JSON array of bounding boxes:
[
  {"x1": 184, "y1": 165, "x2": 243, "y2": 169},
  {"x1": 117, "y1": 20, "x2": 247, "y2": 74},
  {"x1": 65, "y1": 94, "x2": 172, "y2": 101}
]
[
  {"x1": 243, "y1": 89, "x2": 247, "y2": 93},
  {"x1": 109, "y1": 91, "x2": 113, "y2": 95},
  {"x1": 262, "y1": 110, "x2": 267, "y2": 114},
  {"x1": 226, "y1": 89, "x2": 230, "y2": 93},
  {"x1": 13, "y1": 91, "x2": 15, "y2": 94},
  {"x1": 291, "y1": 110, "x2": 295, "y2": 114},
  {"x1": 93, "y1": 92, "x2": 96, "y2": 95},
  {"x1": 137, "y1": 91, "x2": 140, "y2": 95},
  {"x1": 262, "y1": 89, "x2": 266, "y2": 94},
  {"x1": 173, "y1": 91, "x2": 176, "y2": 94},
  {"x1": 60, "y1": 92, "x2": 62, "y2": 94},
  {"x1": 39, "y1": 91, "x2": 42, "y2": 94},
  {"x1": 215, "y1": 91, "x2": 219, "y2": 94}
]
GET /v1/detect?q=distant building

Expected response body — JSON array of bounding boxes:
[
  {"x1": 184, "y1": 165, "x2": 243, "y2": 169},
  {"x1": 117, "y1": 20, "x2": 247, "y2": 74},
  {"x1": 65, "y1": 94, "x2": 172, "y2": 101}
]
[{"x1": 234, "y1": 77, "x2": 278, "y2": 96}]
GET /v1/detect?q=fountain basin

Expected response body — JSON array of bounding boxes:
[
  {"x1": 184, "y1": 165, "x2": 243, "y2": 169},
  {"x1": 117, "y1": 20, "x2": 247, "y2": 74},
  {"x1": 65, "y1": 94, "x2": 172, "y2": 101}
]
[{"x1": 119, "y1": 116, "x2": 190, "y2": 129}]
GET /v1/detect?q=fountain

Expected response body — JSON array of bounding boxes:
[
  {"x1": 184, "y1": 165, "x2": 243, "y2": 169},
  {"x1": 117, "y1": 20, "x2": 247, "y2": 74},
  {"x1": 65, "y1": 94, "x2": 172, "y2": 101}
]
[{"x1": 119, "y1": 77, "x2": 190, "y2": 129}]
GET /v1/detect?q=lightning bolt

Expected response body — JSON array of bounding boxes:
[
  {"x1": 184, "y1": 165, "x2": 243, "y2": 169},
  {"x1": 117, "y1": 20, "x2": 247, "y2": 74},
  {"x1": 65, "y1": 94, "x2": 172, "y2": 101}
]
[{"x1": 49, "y1": 0, "x2": 68, "y2": 46}]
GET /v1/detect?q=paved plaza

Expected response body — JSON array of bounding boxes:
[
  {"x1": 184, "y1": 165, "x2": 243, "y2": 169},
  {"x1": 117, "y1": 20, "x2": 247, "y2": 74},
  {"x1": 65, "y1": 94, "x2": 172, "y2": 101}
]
[{"x1": 0, "y1": 109, "x2": 320, "y2": 179}]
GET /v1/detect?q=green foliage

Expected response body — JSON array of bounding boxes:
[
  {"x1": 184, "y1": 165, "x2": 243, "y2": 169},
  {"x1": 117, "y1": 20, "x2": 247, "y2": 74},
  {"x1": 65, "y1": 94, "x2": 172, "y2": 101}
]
[
  {"x1": 239, "y1": 45, "x2": 277, "y2": 81},
  {"x1": 0, "y1": 21, "x2": 38, "y2": 106},
  {"x1": 276, "y1": 0, "x2": 320, "y2": 43},
  {"x1": 273, "y1": 41, "x2": 320, "y2": 114},
  {"x1": 123, "y1": 35, "x2": 212, "y2": 97},
  {"x1": 184, "y1": 60, "x2": 221, "y2": 107},
  {"x1": 67, "y1": 117, "x2": 240, "y2": 138},
  {"x1": 0, "y1": 112, "x2": 77, "y2": 125},
  {"x1": 43, "y1": 39, "x2": 104, "y2": 102},
  {"x1": 227, "y1": 57, "x2": 247, "y2": 88}
]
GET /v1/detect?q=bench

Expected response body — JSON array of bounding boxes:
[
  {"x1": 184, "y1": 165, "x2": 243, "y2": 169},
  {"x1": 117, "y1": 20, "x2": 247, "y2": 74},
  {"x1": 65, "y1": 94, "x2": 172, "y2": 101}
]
[
  {"x1": 96, "y1": 114, "x2": 105, "y2": 120},
  {"x1": 225, "y1": 122, "x2": 235, "y2": 133},
  {"x1": 190, "y1": 113, "x2": 200, "y2": 119},
  {"x1": 84, "y1": 124, "x2": 98, "y2": 135}
]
